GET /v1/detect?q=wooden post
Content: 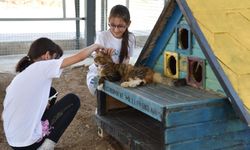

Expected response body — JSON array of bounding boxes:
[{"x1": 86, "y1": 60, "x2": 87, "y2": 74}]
[{"x1": 96, "y1": 90, "x2": 106, "y2": 115}]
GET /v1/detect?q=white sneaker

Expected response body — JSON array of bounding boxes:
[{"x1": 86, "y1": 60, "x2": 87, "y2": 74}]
[{"x1": 37, "y1": 138, "x2": 56, "y2": 150}]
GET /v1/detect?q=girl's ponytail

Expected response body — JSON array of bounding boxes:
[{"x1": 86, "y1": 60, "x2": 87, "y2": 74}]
[
  {"x1": 119, "y1": 29, "x2": 129, "y2": 64},
  {"x1": 16, "y1": 55, "x2": 33, "y2": 72}
]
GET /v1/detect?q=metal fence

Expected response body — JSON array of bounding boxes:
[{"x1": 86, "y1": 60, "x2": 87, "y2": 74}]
[
  {"x1": 0, "y1": 0, "x2": 85, "y2": 55},
  {"x1": 0, "y1": 0, "x2": 166, "y2": 56}
]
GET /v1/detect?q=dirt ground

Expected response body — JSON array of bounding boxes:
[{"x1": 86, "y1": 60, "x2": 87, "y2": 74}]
[{"x1": 0, "y1": 65, "x2": 122, "y2": 150}]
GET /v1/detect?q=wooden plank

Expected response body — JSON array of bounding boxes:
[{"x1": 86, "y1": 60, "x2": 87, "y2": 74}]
[
  {"x1": 205, "y1": 79, "x2": 225, "y2": 94},
  {"x1": 142, "y1": 85, "x2": 185, "y2": 103},
  {"x1": 221, "y1": 144, "x2": 250, "y2": 150},
  {"x1": 116, "y1": 110, "x2": 163, "y2": 140},
  {"x1": 102, "y1": 80, "x2": 226, "y2": 121},
  {"x1": 166, "y1": 129, "x2": 250, "y2": 150},
  {"x1": 157, "y1": 84, "x2": 221, "y2": 99},
  {"x1": 133, "y1": 85, "x2": 173, "y2": 104},
  {"x1": 147, "y1": 85, "x2": 193, "y2": 100},
  {"x1": 151, "y1": 85, "x2": 210, "y2": 102},
  {"x1": 165, "y1": 119, "x2": 248, "y2": 144},
  {"x1": 154, "y1": 63, "x2": 164, "y2": 74},
  {"x1": 205, "y1": 65, "x2": 225, "y2": 94},
  {"x1": 205, "y1": 64, "x2": 218, "y2": 80},
  {"x1": 191, "y1": 46, "x2": 206, "y2": 59},
  {"x1": 156, "y1": 84, "x2": 226, "y2": 109},
  {"x1": 165, "y1": 36, "x2": 176, "y2": 46},
  {"x1": 95, "y1": 108, "x2": 164, "y2": 150},
  {"x1": 166, "y1": 100, "x2": 236, "y2": 127},
  {"x1": 165, "y1": 43, "x2": 177, "y2": 51},
  {"x1": 103, "y1": 81, "x2": 165, "y2": 121},
  {"x1": 106, "y1": 95, "x2": 128, "y2": 111},
  {"x1": 96, "y1": 90, "x2": 106, "y2": 115}
]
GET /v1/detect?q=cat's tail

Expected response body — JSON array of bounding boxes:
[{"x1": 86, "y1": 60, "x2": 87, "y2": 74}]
[{"x1": 153, "y1": 72, "x2": 163, "y2": 83}]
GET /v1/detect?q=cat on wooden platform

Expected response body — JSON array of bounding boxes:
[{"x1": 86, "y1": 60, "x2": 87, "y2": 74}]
[{"x1": 94, "y1": 50, "x2": 185, "y2": 89}]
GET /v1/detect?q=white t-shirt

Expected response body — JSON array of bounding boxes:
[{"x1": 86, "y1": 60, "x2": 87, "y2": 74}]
[
  {"x1": 86, "y1": 30, "x2": 136, "y2": 95},
  {"x1": 95, "y1": 30, "x2": 135, "y2": 63},
  {"x1": 2, "y1": 59, "x2": 63, "y2": 147}
]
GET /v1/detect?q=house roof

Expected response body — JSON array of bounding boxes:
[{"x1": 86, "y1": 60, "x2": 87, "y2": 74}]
[
  {"x1": 180, "y1": 0, "x2": 250, "y2": 125},
  {"x1": 136, "y1": 0, "x2": 250, "y2": 125}
]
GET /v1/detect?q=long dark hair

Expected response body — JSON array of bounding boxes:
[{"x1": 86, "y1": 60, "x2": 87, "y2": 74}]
[
  {"x1": 16, "y1": 37, "x2": 63, "y2": 72},
  {"x1": 109, "y1": 5, "x2": 131, "y2": 64}
]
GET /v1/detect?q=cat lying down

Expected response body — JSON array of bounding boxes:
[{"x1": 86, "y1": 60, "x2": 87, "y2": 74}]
[{"x1": 94, "y1": 51, "x2": 185, "y2": 89}]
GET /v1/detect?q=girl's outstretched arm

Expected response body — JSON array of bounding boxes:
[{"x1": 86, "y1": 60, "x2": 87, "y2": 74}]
[{"x1": 61, "y1": 44, "x2": 103, "y2": 68}]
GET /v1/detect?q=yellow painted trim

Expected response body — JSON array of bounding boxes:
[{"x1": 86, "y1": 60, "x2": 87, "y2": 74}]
[{"x1": 164, "y1": 51, "x2": 179, "y2": 79}]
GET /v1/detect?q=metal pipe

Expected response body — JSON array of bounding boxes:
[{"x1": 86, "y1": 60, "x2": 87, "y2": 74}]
[
  {"x1": 0, "y1": 18, "x2": 85, "y2": 21},
  {"x1": 101, "y1": 0, "x2": 107, "y2": 31},
  {"x1": 75, "y1": 0, "x2": 80, "y2": 49},
  {"x1": 63, "y1": 0, "x2": 66, "y2": 18}
]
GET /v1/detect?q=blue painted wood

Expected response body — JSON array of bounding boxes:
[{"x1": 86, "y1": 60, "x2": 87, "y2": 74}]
[
  {"x1": 102, "y1": 80, "x2": 225, "y2": 122},
  {"x1": 206, "y1": 79, "x2": 225, "y2": 95},
  {"x1": 154, "y1": 55, "x2": 164, "y2": 73},
  {"x1": 165, "y1": 42, "x2": 176, "y2": 51},
  {"x1": 205, "y1": 63, "x2": 225, "y2": 94},
  {"x1": 166, "y1": 129, "x2": 250, "y2": 150},
  {"x1": 166, "y1": 100, "x2": 236, "y2": 127},
  {"x1": 146, "y1": 84, "x2": 225, "y2": 109},
  {"x1": 154, "y1": 64, "x2": 164, "y2": 74},
  {"x1": 206, "y1": 64, "x2": 218, "y2": 80},
  {"x1": 221, "y1": 144, "x2": 250, "y2": 150},
  {"x1": 161, "y1": 21, "x2": 223, "y2": 93},
  {"x1": 165, "y1": 119, "x2": 248, "y2": 144},
  {"x1": 179, "y1": 72, "x2": 187, "y2": 78},
  {"x1": 95, "y1": 109, "x2": 164, "y2": 150},
  {"x1": 103, "y1": 81, "x2": 165, "y2": 121},
  {"x1": 169, "y1": 33, "x2": 177, "y2": 45},
  {"x1": 191, "y1": 45, "x2": 206, "y2": 59},
  {"x1": 146, "y1": 5, "x2": 182, "y2": 68},
  {"x1": 162, "y1": 16, "x2": 224, "y2": 94}
]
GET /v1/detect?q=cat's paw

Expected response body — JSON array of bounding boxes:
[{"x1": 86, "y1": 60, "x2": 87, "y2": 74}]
[
  {"x1": 121, "y1": 80, "x2": 142, "y2": 87},
  {"x1": 97, "y1": 84, "x2": 104, "y2": 90},
  {"x1": 129, "y1": 79, "x2": 143, "y2": 87},
  {"x1": 121, "y1": 82, "x2": 129, "y2": 87}
]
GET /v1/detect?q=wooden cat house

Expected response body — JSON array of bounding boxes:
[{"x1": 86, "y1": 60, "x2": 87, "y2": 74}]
[{"x1": 95, "y1": 0, "x2": 250, "y2": 149}]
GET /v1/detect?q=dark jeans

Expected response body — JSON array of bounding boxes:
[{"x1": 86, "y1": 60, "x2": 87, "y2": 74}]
[{"x1": 11, "y1": 93, "x2": 80, "y2": 150}]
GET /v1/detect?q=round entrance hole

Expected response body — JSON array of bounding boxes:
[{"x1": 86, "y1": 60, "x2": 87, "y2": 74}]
[{"x1": 168, "y1": 56, "x2": 176, "y2": 76}]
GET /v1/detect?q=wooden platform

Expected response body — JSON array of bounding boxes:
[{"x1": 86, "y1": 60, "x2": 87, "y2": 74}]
[
  {"x1": 101, "y1": 81, "x2": 227, "y2": 122},
  {"x1": 96, "y1": 108, "x2": 164, "y2": 150},
  {"x1": 96, "y1": 81, "x2": 250, "y2": 149}
]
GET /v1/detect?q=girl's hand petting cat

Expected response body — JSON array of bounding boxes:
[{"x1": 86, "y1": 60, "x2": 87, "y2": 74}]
[{"x1": 102, "y1": 48, "x2": 115, "y2": 56}]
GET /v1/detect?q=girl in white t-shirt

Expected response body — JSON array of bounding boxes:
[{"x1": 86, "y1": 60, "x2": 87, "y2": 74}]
[
  {"x1": 87, "y1": 4, "x2": 136, "y2": 95},
  {"x1": 2, "y1": 37, "x2": 103, "y2": 150}
]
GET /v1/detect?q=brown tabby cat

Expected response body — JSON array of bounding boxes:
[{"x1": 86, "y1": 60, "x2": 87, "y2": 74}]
[{"x1": 94, "y1": 51, "x2": 162, "y2": 89}]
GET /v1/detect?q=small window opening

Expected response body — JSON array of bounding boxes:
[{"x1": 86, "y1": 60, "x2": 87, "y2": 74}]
[{"x1": 178, "y1": 28, "x2": 189, "y2": 50}]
